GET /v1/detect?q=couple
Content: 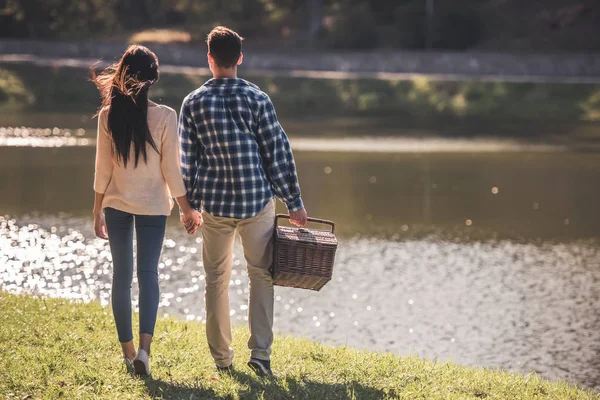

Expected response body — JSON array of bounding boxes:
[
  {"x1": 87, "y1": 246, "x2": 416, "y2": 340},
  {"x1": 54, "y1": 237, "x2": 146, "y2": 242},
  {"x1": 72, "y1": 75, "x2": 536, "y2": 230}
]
[{"x1": 92, "y1": 26, "x2": 308, "y2": 377}]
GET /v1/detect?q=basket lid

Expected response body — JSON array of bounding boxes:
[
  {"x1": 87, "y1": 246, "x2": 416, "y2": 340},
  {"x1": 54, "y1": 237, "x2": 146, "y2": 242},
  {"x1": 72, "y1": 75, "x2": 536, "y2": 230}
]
[{"x1": 276, "y1": 226, "x2": 338, "y2": 246}]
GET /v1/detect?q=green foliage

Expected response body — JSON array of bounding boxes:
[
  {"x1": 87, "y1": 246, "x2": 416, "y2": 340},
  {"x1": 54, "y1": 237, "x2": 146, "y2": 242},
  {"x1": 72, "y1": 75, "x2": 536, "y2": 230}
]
[
  {"x1": 0, "y1": 0, "x2": 121, "y2": 38},
  {"x1": 580, "y1": 89, "x2": 600, "y2": 121},
  {"x1": 324, "y1": 2, "x2": 379, "y2": 49},
  {"x1": 2, "y1": 62, "x2": 600, "y2": 137},
  {"x1": 0, "y1": 68, "x2": 33, "y2": 110},
  {"x1": 1, "y1": 0, "x2": 600, "y2": 51},
  {"x1": 377, "y1": 4, "x2": 482, "y2": 50},
  {"x1": 432, "y1": 10, "x2": 481, "y2": 50},
  {"x1": 0, "y1": 0, "x2": 270, "y2": 39},
  {"x1": 387, "y1": 8, "x2": 427, "y2": 49},
  {"x1": 0, "y1": 0, "x2": 482, "y2": 50},
  {"x1": 1, "y1": 293, "x2": 598, "y2": 399}
]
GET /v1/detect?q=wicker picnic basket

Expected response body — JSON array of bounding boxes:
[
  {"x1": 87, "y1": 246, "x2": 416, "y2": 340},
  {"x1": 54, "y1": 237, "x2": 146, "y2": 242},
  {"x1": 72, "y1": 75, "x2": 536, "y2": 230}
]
[{"x1": 271, "y1": 214, "x2": 338, "y2": 291}]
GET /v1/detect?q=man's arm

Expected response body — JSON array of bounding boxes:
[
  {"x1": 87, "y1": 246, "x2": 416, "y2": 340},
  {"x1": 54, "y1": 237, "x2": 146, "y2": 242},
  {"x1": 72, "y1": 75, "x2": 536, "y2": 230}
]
[
  {"x1": 256, "y1": 95, "x2": 307, "y2": 226},
  {"x1": 177, "y1": 98, "x2": 201, "y2": 212}
]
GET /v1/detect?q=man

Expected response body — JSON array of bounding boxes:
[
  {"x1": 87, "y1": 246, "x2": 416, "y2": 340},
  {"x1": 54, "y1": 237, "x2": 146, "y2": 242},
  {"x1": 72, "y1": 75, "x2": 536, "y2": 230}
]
[{"x1": 178, "y1": 26, "x2": 307, "y2": 377}]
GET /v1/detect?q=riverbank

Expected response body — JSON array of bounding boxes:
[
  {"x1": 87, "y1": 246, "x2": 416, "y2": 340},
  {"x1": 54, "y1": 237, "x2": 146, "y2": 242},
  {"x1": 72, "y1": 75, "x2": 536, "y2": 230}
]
[
  {"x1": 2, "y1": 39, "x2": 600, "y2": 82},
  {"x1": 0, "y1": 293, "x2": 597, "y2": 399},
  {"x1": 1, "y1": 61, "x2": 600, "y2": 141}
]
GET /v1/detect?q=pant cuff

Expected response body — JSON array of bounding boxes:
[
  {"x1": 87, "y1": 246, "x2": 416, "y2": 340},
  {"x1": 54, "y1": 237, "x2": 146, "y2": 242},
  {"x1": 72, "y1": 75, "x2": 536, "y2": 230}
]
[
  {"x1": 250, "y1": 350, "x2": 271, "y2": 361},
  {"x1": 214, "y1": 352, "x2": 235, "y2": 368}
]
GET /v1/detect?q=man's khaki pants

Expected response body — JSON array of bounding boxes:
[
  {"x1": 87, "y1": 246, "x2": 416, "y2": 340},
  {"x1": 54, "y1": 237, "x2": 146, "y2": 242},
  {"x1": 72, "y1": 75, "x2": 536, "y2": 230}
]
[{"x1": 201, "y1": 200, "x2": 275, "y2": 367}]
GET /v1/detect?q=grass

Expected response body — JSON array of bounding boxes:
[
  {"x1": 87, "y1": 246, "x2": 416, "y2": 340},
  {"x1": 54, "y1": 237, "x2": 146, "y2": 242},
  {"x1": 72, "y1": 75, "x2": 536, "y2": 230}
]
[{"x1": 0, "y1": 293, "x2": 598, "y2": 399}]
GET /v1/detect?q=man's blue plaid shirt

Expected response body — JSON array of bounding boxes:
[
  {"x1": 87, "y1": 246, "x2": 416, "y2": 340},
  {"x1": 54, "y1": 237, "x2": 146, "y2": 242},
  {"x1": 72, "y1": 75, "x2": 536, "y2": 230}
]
[{"x1": 178, "y1": 77, "x2": 303, "y2": 219}]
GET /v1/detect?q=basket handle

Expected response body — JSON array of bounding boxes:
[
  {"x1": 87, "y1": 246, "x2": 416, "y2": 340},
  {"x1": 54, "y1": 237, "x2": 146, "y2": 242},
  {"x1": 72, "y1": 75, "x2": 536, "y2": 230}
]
[{"x1": 275, "y1": 214, "x2": 335, "y2": 234}]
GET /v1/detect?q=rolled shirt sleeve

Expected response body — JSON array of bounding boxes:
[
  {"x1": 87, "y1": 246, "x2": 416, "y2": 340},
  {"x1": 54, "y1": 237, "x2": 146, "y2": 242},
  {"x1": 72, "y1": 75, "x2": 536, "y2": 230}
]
[
  {"x1": 256, "y1": 95, "x2": 304, "y2": 212},
  {"x1": 178, "y1": 98, "x2": 201, "y2": 210}
]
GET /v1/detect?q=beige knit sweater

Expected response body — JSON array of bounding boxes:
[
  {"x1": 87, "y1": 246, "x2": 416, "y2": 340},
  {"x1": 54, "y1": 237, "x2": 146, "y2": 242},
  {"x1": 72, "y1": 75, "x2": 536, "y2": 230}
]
[{"x1": 94, "y1": 103, "x2": 187, "y2": 216}]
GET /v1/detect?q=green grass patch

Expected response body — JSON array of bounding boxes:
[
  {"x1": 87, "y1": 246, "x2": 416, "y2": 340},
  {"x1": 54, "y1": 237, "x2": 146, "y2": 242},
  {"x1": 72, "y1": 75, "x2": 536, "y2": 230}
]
[{"x1": 0, "y1": 293, "x2": 597, "y2": 399}]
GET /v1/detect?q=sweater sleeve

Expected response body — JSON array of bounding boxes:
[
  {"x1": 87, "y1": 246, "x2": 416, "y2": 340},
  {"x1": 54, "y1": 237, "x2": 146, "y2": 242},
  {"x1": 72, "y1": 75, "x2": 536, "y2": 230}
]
[
  {"x1": 160, "y1": 109, "x2": 187, "y2": 198},
  {"x1": 93, "y1": 111, "x2": 114, "y2": 194}
]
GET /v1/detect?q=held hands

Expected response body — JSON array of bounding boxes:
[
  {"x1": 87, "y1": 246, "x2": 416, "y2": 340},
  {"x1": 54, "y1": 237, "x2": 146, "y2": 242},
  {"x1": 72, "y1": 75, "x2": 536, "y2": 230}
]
[
  {"x1": 180, "y1": 209, "x2": 202, "y2": 234},
  {"x1": 94, "y1": 211, "x2": 108, "y2": 240},
  {"x1": 289, "y1": 208, "x2": 308, "y2": 227}
]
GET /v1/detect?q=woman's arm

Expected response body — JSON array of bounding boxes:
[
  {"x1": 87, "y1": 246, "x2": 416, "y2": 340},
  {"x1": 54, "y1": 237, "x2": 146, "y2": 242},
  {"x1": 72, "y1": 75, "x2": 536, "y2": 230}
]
[
  {"x1": 94, "y1": 111, "x2": 114, "y2": 194},
  {"x1": 93, "y1": 111, "x2": 112, "y2": 240},
  {"x1": 93, "y1": 191, "x2": 108, "y2": 239}
]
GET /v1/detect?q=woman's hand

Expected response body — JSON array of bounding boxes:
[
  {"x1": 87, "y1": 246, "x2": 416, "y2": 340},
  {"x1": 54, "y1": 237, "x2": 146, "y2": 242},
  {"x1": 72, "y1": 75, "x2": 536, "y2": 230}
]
[
  {"x1": 94, "y1": 211, "x2": 109, "y2": 240},
  {"x1": 181, "y1": 209, "x2": 202, "y2": 235}
]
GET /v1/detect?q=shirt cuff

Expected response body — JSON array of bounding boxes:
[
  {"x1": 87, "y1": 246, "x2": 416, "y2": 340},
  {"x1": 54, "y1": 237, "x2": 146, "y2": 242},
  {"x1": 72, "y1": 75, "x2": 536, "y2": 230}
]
[
  {"x1": 93, "y1": 184, "x2": 106, "y2": 195},
  {"x1": 286, "y1": 197, "x2": 304, "y2": 212},
  {"x1": 170, "y1": 187, "x2": 187, "y2": 199}
]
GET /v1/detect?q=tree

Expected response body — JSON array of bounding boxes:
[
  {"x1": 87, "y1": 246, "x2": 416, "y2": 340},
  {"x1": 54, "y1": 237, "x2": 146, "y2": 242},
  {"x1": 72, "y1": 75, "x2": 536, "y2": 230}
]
[
  {"x1": 426, "y1": 0, "x2": 435, "y2": 49},
  {"x1": 308, "y1": 0, "x2": 323, "y2": 41}
]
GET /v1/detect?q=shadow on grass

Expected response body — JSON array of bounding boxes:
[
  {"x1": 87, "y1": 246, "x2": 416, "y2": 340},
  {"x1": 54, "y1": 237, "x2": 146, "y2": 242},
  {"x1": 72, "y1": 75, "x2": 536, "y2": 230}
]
[
  {"x1": 141, "y1": 375, "x2": 218, "y2": 399},
  {"x1": 142, "y1": 368, "x2": 388, "y2": 400}
]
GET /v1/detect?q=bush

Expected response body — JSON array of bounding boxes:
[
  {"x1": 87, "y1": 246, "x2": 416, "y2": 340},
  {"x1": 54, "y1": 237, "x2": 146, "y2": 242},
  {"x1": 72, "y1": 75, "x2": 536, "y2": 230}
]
[
  {"x1": 324, "y1": 3, "x2": 379, "y2": 50},
  {"x1": 0, "y1": 0, "x2": 121, "y2": 38},
  {"x1": 387, "y1": 9, "x2": 427, "y2": 49},
  {"x1": 380, "y1": 5, "x2": 481, "y2": 51},
  {"x1": 0, "y1": 68, "x2": 33, "y2": 110},
  {"x1": 1, "y1": 1, "x2": 481, "y2": 51},
  {"x1": 356, "y1": 5, "x2": 481, "y2": 51},
  {"x1": 432, "y1": 10, "x2": 481, "y2": 50}
]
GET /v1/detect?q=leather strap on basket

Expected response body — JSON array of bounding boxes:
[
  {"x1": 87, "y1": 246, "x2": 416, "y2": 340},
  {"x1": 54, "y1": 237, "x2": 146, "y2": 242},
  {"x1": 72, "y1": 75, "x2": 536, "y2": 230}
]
[{"x1": 275, "y1": 214, "x2": 335, "y2": 234}]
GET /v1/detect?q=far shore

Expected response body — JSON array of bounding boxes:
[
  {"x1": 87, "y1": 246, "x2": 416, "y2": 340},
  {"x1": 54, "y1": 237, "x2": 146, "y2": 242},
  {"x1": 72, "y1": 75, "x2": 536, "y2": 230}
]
[{"x1": 1, "y1": 38, "x2": 600, "y2": 83}]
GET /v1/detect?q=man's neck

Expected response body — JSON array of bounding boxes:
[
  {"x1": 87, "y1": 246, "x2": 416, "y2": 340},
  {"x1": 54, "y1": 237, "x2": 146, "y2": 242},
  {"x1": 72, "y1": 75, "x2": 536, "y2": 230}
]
[{"x1": 212, "y1": 67, "x2": 237, "y2": 79}]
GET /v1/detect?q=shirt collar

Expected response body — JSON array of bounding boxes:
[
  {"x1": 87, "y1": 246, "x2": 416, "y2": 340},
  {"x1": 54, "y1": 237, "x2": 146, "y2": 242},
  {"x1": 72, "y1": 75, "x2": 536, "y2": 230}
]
[{"x1": 205, "y1": 77, "x2": 244, "y2": 86}]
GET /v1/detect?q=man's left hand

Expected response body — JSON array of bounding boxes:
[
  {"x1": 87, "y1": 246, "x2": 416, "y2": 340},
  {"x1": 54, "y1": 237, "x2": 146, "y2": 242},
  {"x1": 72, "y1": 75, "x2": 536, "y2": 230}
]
[{"x1": 289, "y1": 208, "x2": 308, "y2": 227}]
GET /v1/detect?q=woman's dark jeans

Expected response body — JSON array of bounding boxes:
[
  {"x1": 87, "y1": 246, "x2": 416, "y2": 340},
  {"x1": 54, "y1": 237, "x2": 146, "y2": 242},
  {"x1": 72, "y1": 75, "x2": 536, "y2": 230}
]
[{"x1": 104, "y1": 207, "x2": 167, "y2": 342}]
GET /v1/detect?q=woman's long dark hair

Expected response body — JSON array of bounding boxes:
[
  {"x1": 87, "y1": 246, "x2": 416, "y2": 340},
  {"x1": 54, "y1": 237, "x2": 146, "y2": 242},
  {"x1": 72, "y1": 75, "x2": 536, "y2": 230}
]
[{"x1": 92, "y1": 45, "x2": 160, "y2": 168}]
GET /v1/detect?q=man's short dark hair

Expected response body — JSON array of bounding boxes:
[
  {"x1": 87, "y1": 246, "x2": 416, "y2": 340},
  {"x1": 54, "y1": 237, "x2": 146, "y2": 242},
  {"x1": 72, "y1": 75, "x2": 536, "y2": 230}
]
[{"x1": 207, "y1": 26, "x2": 244, "y2": 68}]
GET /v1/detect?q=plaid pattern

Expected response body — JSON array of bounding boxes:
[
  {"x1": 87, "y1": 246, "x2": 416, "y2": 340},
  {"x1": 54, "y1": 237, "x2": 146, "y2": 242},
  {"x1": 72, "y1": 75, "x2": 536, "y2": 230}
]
[{"x1": 178, "y1": 78, "x2": 303, "y2": 219}]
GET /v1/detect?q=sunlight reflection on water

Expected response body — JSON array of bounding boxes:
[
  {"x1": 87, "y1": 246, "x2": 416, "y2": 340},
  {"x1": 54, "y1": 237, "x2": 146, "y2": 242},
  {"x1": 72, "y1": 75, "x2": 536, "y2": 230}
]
[
  {"x1": 0, "y1": 127, "x2": 570, "y2": 152},
  {"x1": 0, "y1": 127, "x2": 91, "y2": 147}
]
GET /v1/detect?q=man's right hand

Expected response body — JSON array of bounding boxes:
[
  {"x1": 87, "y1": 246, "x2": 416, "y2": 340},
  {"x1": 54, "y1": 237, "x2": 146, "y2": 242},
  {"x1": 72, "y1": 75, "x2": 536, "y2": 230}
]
[{"x1": 289, "y1": 208, "x2": 308, "y2": 227}]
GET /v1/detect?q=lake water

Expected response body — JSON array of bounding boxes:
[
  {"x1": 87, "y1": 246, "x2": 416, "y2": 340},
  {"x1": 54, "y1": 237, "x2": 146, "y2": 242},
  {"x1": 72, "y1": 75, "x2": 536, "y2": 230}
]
[{"x1": 2, "y1": 104, "x2": 600, "y2": 393}]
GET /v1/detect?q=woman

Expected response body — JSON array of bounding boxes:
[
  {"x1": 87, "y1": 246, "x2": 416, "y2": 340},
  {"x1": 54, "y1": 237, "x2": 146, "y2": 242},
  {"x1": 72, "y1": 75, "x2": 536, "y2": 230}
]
[{"x1": 92, "y1": 45, "x2": 200, "y2": 375}]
